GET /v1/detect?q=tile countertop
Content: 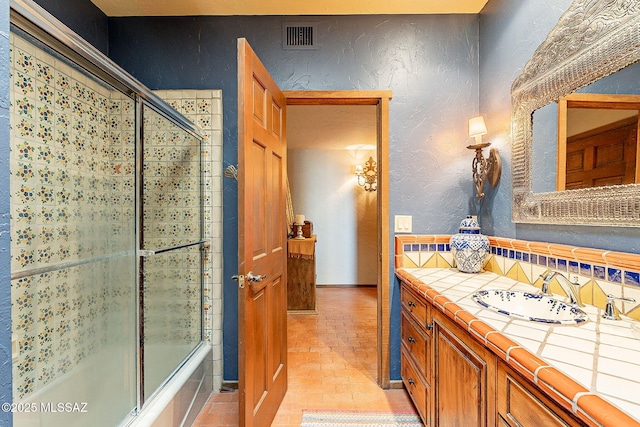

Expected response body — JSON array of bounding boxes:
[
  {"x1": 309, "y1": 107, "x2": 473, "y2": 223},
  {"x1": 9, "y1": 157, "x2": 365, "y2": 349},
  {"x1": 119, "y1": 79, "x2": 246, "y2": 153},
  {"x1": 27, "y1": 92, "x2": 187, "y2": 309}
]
[{"x1": 397, "y1": 267, "x2": 640, "y2": 427}]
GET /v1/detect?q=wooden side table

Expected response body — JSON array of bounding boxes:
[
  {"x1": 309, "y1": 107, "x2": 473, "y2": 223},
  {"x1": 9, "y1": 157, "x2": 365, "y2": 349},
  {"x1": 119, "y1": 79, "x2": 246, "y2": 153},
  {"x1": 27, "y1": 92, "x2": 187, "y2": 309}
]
[{"x1": 287, "y1": 235, "x2": 316, "y2": 312}]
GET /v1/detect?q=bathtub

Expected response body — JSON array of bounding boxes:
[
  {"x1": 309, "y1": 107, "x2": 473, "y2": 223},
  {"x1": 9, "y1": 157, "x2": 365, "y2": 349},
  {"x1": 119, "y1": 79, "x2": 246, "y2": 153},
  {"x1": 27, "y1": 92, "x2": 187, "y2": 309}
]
[{"x1": 13, "y1": 343, "x2": 212, "y2": 427}]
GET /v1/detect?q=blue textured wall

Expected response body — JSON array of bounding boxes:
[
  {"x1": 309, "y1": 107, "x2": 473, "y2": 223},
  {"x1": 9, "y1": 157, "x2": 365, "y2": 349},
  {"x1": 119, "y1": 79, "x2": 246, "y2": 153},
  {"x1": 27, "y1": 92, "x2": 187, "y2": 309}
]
[
  {"x1": 1, "y1": 0, "x2": 13, "y2": 422},
  {"x1": 480, "y1": 0, "x2": 640, "y2": 252},
  {"x1": 33, "y1": 0, "x2": 109, "y2": 54},
  {"x1": 108, "y1": 14, "x2": 481, "y2": 381}
]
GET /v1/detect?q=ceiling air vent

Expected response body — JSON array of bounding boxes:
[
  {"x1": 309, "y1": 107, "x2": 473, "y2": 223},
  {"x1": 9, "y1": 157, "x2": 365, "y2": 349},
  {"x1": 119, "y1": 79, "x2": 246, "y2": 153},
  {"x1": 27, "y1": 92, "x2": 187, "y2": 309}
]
[{"x1": 283, "y1": 23, "x2": 317, "y2": 50}]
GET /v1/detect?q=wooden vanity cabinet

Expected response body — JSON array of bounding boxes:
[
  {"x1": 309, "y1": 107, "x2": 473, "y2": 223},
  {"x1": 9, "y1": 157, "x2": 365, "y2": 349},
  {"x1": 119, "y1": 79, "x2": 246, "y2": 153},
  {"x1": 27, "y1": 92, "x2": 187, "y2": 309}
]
[
  {"x1": 401, "y1": 280, "x2": 494, "y2": 426},
  {"x1": 497, "y1": 361, "x2": 586, "y2": 427},
  {"x1": 400, "y1": 279, "x2": 588, "y2": 427}
]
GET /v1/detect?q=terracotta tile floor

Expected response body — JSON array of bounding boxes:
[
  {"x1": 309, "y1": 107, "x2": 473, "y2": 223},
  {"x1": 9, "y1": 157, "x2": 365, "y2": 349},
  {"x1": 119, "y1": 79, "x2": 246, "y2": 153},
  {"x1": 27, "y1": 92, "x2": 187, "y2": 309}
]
[{"x1": 191, "y1": 287, "x2": 416, "y2": 426}]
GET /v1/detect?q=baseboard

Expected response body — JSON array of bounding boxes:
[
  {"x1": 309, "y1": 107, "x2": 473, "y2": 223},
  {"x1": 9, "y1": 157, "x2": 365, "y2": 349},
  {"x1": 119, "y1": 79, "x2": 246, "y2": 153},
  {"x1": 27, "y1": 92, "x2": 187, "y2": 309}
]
[
  {"x1": 389, "y1": 379, "x2": 405, "y2": 389},
  {"x1": 288, "y1": 309, "x2": 318, "y2": 315},
  {"x1": 220, "y1": 381, "x2": 238, "y2": 392}
]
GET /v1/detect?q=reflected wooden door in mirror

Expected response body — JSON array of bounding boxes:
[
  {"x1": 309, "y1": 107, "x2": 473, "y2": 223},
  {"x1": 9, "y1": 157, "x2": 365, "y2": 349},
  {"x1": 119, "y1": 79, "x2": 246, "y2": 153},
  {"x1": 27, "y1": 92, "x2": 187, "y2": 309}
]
[{"x1": 558, "y1": 93, "x2": 640, "y2": 190}]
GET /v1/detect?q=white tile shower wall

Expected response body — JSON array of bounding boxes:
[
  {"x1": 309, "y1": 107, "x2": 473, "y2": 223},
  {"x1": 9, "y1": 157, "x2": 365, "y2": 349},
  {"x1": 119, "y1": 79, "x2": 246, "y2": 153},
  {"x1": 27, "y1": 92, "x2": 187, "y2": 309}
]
[{"x1": 154, "y1": 90, "x2": 224, "y2": 392}]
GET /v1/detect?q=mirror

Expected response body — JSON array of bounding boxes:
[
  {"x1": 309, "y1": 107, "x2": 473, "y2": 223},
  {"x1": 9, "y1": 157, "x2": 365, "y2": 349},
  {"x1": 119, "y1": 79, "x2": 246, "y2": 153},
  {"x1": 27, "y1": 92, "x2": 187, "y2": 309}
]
[
  {"x1": 511, "y1": 0, "x2": 640, "y2": 226},
  {"x1": 531, "y1": 61, "x2": 640, "y2": 193}
]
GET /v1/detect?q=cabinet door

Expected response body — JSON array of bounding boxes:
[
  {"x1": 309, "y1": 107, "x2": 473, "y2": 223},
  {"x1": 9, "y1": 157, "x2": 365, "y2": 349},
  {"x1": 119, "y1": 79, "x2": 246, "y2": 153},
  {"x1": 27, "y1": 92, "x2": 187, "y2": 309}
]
[
  {"x1": 433, "y1": 311, "x2": 495, "y2": 427},
  {"x1": 497, "y1": 361, "x2": 586, "y2": 427},
  {"x1": 287, "y1": 255, "x2": 316, "y2": 310}
]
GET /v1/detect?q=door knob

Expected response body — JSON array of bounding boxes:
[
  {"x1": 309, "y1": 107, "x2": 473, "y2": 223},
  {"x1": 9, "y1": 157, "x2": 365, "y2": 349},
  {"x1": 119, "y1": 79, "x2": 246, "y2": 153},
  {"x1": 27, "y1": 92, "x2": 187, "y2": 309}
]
[{"x1": 247, "y1": 271, "x2": 266, "y2": 282}]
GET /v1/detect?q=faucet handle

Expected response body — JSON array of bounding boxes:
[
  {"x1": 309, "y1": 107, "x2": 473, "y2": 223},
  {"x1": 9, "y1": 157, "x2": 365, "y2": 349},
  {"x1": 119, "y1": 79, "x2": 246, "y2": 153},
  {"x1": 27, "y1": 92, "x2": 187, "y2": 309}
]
[
  {"x1": 538, "y1": 269, "x2": 554, "y2": 295},
  {"x1": 603, "y1": 294, "x2": 636, "y2": 320},
  {"x1": 539, "y1": 269, "x2": 554, "y2": 282}
]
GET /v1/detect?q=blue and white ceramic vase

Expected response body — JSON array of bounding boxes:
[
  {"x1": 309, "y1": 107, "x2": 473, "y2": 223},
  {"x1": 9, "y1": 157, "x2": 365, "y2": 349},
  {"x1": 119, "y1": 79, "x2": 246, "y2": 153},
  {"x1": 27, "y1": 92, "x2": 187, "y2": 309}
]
[{"x1": 449, "y1": 215, "x2": 489, "y2": 273}]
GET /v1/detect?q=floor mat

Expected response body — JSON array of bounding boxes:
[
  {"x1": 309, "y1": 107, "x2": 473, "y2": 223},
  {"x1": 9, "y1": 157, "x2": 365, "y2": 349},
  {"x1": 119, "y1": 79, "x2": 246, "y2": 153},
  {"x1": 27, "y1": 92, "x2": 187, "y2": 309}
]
[{"x1": 300, "y1": 409, "x2": 423, "y2": 426}]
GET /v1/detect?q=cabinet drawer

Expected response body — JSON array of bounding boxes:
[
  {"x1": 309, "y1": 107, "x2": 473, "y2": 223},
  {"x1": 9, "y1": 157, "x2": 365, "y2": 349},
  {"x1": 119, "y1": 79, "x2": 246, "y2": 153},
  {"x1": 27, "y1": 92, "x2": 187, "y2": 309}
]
[
  {"x1": 401, "y1": 283, "x2": 429, "y2": 326},
  {"x1": 497, "y1": 361, "x2": 585, "y2": 427},
  {"x1": 401, "y1": 347, "x2": 430, "y2": 425},
  {"x1": 401, "y1": 311, "x2": 430, "y2": 378}
]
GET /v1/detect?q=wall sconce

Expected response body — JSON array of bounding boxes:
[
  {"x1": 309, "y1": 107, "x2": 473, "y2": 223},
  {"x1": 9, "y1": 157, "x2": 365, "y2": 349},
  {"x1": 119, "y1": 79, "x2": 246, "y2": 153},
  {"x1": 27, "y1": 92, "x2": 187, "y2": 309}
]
[
  {"x1": 355, "y1": 156, "x2": 377, "y2": 192},
  {"x1": 467, "y1": 116, "x2": 501, "y2": 199}
]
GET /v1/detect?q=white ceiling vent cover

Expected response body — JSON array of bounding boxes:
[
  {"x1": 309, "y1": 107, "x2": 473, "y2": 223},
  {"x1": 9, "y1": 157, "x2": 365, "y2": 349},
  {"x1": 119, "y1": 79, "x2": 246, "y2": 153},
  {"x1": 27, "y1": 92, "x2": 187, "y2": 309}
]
[{"x1": 283, "y1": 23, "x2": 317, "y2": 50}]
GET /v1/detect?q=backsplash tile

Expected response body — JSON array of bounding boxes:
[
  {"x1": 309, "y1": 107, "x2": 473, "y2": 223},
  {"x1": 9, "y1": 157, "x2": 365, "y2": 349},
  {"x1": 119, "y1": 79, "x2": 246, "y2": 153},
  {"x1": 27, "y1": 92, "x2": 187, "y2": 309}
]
[{"x1": 395, "y1": 234, "x2": 640, "y2": 321}]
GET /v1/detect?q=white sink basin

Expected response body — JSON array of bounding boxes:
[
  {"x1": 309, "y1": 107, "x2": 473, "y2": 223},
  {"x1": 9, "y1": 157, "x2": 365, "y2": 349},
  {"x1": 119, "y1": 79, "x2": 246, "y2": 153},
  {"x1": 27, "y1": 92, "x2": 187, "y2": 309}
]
[{"x1": 472, "y1": 289, "x2": 588, "y2": 325}]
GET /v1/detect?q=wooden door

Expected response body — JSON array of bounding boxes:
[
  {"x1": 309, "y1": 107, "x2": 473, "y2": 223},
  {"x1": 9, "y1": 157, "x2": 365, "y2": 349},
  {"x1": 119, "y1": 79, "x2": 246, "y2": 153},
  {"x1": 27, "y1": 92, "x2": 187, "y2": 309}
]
[
  {"x1": 237, "y1": 38, "x2": 288, "y2": 427},
  {"x1": 565, "y1": 116, "x2": 638, "y2": 189}
]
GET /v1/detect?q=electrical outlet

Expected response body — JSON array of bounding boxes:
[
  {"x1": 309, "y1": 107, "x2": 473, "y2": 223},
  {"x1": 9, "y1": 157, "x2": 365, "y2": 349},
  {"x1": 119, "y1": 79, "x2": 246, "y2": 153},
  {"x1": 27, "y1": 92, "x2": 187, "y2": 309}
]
[{"x1": 394, "y1": 215, "x2": 412, "y2": 233}]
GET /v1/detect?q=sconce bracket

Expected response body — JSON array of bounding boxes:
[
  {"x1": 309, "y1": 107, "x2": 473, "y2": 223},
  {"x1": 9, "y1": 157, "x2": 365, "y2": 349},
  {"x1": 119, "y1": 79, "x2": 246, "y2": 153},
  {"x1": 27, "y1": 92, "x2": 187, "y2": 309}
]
[
  {"x1": 467, "y1": 144, "x2": 500, "y2": 199},
  {"x1": 488, "y1": 147, "x2": 501, "y2": 187},
  {"x1": 466, "y1": 142, "x2": 491, "y2": 151}
]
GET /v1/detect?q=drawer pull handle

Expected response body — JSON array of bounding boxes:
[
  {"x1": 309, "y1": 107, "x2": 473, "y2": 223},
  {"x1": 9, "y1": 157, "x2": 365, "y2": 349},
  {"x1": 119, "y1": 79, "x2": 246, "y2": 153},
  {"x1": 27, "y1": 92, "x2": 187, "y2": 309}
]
[
  {"x1": 426, "y1": 323, "x2": 433, "y2": 331},
  {"x1": 408, "y1": 378, "x2": 415, "y2": 385},
  {"x1": 408, "y1": 301, "x2": 416, "y2": 308},
  {"x1": 408, "y1": 336, "x2": 416, "y2": 344}
]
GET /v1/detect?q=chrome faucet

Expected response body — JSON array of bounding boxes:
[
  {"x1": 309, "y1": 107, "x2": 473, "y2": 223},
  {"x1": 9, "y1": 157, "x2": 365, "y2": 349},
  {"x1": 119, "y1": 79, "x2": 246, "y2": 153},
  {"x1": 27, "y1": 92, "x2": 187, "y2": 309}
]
[{"x1": 539, "y1": 270, "x2": 584, "y2": 307}]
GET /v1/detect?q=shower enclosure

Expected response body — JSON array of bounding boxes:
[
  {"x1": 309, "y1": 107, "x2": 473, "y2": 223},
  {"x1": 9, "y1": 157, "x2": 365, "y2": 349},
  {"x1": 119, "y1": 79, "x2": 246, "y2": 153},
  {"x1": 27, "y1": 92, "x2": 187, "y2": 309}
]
[{"x1": 9, "y1": 1, "x2": 209, "y2": 425}]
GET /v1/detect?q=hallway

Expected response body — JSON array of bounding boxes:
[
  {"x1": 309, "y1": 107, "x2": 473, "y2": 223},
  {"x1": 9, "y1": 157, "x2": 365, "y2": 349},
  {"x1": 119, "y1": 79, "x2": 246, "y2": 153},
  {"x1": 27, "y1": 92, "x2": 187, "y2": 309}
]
[{"x1": 192, "y1": 287, "x2": 416, "y2": 426}]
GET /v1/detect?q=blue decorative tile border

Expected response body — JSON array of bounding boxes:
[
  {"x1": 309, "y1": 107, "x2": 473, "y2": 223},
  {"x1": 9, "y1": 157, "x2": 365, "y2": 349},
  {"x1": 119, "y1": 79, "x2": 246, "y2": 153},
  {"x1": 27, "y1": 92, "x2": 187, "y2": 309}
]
[{"x1": 398, "y1": 235, "x2": 640, "y2": 290}]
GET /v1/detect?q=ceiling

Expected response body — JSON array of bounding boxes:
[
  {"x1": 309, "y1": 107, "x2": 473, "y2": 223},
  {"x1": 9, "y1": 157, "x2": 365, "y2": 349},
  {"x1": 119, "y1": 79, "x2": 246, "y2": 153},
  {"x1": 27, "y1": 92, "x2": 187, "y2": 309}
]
[{"x1": 90, "y1": 0, "x2": 489, "y2": 17}]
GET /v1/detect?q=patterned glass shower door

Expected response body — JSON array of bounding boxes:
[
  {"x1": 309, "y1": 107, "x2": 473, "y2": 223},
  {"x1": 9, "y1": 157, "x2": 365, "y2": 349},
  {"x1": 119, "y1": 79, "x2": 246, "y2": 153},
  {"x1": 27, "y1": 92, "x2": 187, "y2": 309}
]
[
  {"x1": 9, "y1": 27, "x2": 138, "y2": 426},
  {"x1": 9, "y1": 12, "x2": 206, "y2": 425},
  {"x1": 139, "y1": 104, "x2": 204, "y2": 401}
]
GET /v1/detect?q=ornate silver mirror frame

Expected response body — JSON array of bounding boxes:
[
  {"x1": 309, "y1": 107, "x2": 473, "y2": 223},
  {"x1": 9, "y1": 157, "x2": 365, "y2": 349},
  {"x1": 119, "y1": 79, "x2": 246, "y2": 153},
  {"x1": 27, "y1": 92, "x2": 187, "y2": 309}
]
[{"x1": 511, "y1": 0, "x2": 640, "y2": 227}]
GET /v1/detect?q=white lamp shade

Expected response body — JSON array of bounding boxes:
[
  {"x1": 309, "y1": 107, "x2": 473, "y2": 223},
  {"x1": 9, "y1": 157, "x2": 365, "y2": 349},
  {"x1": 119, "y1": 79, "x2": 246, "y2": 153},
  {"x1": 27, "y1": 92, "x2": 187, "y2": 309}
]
[
  {"x1": 468, "y1": 116, "x2": 487, "y2": 138},
  {"x1": 355, "y1": 164, "x2": 364, "y2": 175}
]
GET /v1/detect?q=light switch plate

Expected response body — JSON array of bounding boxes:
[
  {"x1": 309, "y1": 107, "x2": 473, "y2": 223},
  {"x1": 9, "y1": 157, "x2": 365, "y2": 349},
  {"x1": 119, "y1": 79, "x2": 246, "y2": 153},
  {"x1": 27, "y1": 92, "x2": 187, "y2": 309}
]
[{"x1": 394, "y1": 215, "x2": 412, "y2": 233}]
